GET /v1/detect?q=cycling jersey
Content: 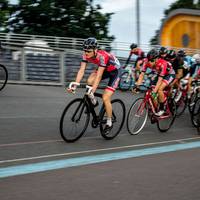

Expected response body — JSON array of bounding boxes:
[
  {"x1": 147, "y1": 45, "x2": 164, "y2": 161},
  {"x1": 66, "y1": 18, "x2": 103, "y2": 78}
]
[
  {"x1": 131, "y1": 48, "x2": 145, "y2": 59},
  {"x1": 142, "y1": 58, "x2": 175, "y2": 85},
  {"x1": 125, "y1": 48, "x2": 145, "y2": 66},
  {"x1": 82, "y1": 50, "x2": 121, "y2": 72},
  {"x1": 142, "y1": 58, "x2": 174, "y2": 77},
  {"x1": 183, "y1": 56, "x2": 195, "y2": 70},
  {"x1": 190, "y1": 63, "x2": 200, "y2": 78},
  {"x1": 169, "y1": 57, "x2": 184, "y2": 73}
]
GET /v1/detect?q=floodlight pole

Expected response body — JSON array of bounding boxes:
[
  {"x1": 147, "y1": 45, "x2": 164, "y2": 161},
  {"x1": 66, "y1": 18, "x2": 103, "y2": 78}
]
[{"x1": 136, "y1": 0, "x2": 140, "y2": 46}]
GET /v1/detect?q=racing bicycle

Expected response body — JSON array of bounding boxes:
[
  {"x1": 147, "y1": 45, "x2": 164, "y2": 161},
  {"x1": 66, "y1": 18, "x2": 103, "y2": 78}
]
[
  {"x1": 127, "y1": 85, "x2": 176, "y2": 135},
  {"x1": 60, "y1": 83, "x2": 126, "y2": 142}
]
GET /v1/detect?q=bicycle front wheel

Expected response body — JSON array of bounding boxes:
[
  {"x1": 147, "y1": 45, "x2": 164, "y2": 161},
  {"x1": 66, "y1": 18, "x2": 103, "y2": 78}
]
[
  {"x1": 59, "y1": 98, "x2": 90, "y2": 142},
  {"x1": 100, "y1": 99, "x2": 126, "y2": 140},
  {"x1": 127, "y1": 98, "x2": 148, "y2": 135},
  {"x1": 0, "y1": 64, "x2": 8, "y2": 91}
]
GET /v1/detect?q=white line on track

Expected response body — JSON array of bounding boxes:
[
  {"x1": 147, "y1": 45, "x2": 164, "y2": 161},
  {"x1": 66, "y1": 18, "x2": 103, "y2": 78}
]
[
  {"x1": 0, "y1": 136, "x2": 200, "y2": 164},
  {"x1": 0, "y1": 139, "x2": 62, "y2": 147}
]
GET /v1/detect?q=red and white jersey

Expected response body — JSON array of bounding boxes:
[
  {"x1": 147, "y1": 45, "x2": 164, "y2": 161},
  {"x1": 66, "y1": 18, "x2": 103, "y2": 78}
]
[
  {"x1": 142, "y1": 58, "x2": 175, "y2": 77},
  {"x1": 82, "y1": 50, "x2": 121, "y2": 72}
]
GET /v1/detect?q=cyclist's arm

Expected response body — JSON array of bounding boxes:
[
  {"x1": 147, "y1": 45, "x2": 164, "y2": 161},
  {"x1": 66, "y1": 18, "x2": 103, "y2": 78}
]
[
  {"x1": 75, "y1": 61, "x2": 87, "y2": 83},
  {"x1": 92, "y1": 66, "x2": 105, "y2": 93},
  {"x1": 125, "y1": 52, "x2": 132, "y2": 66}
]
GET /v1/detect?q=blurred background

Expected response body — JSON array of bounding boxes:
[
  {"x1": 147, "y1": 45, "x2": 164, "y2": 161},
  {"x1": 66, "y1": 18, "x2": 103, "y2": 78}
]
[{"x1": 0, "y1": 0, "x2": 200, "y2": 85}]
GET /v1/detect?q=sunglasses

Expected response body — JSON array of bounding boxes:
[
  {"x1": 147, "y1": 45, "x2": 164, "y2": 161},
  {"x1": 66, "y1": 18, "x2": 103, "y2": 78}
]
[{"x1": 84, "y1": 50, "x2": 93, "y2": 53}]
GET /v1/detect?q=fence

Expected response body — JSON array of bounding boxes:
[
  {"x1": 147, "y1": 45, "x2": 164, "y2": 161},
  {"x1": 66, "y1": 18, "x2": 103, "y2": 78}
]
[{"x1": 0, "y1": 33, "x2": 199, "y2": 86}]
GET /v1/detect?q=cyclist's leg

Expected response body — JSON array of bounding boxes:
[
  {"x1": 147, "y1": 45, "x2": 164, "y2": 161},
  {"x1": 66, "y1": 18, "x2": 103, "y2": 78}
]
[
  {"x1": 102, "y1": 69, "x2": 120, "y2": 132},
  {"x1": 157, "y1": 75, "x2": 174, "y2": 115},
  {"x1": 102, "y1": 89, "x2": 114, "y2": 126}
]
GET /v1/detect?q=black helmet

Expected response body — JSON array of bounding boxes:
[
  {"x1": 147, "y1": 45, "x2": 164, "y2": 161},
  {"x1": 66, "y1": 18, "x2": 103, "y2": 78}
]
[
  {"x1": 177, "y1": 49, "x2": 186, "y2": 57},
  {"x1": 83, "y1": 37, "x2": 98, "y2": 50},
  {"x1": 147, "y1": 49, "x2": 159, "y2": 60},
  {"x1": 130, "y1": 43, "x2": 137, "y2": 49},
  {"x1": 167, "y1": 49, "x2": 176, "y2": 59},
  {"x1": 159, "y1": 46, "x2": 168, "y2": 55}
]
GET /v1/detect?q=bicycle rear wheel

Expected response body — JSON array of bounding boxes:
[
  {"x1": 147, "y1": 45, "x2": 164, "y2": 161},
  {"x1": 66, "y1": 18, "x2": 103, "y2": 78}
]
[
  {"x1": 118, "y1": 71, "x2": 132, "y2": 91},
  {"x1": 127, "y1": 97, "x2": 148, "y2": 135},
  {"x1": 191, "y1": 97, "x2": 200, "y2": 127},
  {"x1": 0, "y1": 64, "x2": 8, "y2": 91},
  {"x1": 188, "y1": 92, "x2": 197, "y2": 113},
  {"x1": 176, "y1": 95, "x2": 187, "y2": 117},
  {"x1": 100, "y1": 99, "x2": 125, "y2": 140},
  {"x1": 157, "y1": 99, "x2": 176, "y2": 132},
  {"x1": 60, "y1": 98, "x2": 90, "y2": 142},
  {"x1": 196, "y1": 112, "x2": 200, "y2": 135}
]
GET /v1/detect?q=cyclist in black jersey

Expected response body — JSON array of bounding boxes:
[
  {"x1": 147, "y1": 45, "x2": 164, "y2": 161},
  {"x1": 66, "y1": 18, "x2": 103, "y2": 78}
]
[{"x1": 166, "y1": 49, "x2": 185, "y2": 88}]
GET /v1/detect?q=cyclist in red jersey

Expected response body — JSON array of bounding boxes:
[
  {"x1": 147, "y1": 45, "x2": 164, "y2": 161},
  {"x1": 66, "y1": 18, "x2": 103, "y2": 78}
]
[
  {"x1": 67, "y1": 37, "x2": 121, "y2": 134},
  {"x1": 135, "y1": 49, "x2": 175, "y2": 116},
  {"x1": 125, "y1": 43, "x2": 145, "y2": 70}
]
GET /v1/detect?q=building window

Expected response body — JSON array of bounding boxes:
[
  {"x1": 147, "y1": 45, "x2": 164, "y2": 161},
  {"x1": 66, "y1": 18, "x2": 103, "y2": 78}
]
[{"x1": 182, "y1": 34, "x2": 190, "y2": 47}]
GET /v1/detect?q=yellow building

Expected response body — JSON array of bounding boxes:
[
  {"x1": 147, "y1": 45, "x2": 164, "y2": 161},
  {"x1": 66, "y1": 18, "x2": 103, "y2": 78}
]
[{"x1": 160, "y1": 9, "x2": 200, "y2": 50}]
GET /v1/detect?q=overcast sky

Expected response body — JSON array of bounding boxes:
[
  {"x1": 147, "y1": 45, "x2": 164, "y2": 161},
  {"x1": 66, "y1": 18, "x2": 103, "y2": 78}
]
[
  {"x1": 94, "y1": 0, "x2": 176, "y2": 44},
  {"x1": 10, "y1": 0, "x2": 176, "y2": 45}
]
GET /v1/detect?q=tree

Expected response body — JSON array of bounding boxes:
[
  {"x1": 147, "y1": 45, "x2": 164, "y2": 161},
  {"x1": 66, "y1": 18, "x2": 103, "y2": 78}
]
[
  {"x1": 0, "y1": 0, "x2": 11, "y2": 32},
  {"x1": 150, "y1": 0, "x2": 200, "y2": 45},
  {"x1": 5, "y1": 0, "x2": 114, "y2": 41}
]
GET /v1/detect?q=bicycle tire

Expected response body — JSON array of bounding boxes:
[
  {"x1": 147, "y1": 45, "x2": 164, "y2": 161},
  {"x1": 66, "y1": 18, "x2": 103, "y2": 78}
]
[
  {"x1": 100, "y1": 99, "x2": 126, "y2": 140},
  {"x1": 176, "y1": 95, "x2": 187, "y2": 117},
  {"x1": 118, "y1": 71, "x2": 132, "y2": 91},
  {"x1": 127, "y1": 97, "x2": 148, "y2": 135},
  {"x1": 157, "y1": 99, "x2": 176, "y2": 132},
  {"x1": 0, "y1": 64, "x2": 8, "y2": 91},
  {"x1": 191, "y1": 97, "x2": 200, "y2": 127},
  {"x1": 196, "y1": 111, "x2": 200, "y2": 135},
  {"x1": 59, "y1": 98, "x2": 90, "y2": 142}
]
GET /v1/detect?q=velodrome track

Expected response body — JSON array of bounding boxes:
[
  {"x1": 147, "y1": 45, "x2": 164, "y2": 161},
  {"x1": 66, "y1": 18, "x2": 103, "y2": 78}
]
[{"x1": 0, "y1": 85, "x2": 200, "y2": 200}]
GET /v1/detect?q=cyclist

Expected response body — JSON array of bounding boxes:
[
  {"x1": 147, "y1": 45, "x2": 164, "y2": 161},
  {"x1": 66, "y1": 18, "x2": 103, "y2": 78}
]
[
  {"x1": 188, "y1": 53, "x2": 200, "y2": 94},
  {"x1": 158, "y1": 46, "x2": 168, "y2": 59},
  {"x1": 67, "y1": 37, "x2": 122, "y2": 134},
  {"x1": 166, "y1": 49, "x2": 184, "y2": 90},
  {"x1": 124, "y1": 43, "x2": 145, "y2": 79},
  {"x1": 135, "y1": 49, "x2": 175, "y2": 116},
  {"x1": 191, "y1": 54, "x2": 200, "y2": 79}
]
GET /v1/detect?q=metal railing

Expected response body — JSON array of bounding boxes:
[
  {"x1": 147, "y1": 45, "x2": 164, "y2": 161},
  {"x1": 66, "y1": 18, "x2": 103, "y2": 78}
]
[{"x1": 0, "y1": 33, "x2": 199, "y2": 86}]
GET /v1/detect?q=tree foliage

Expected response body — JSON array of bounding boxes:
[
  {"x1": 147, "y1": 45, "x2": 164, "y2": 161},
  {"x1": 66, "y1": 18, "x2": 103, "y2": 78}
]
[
  {"x1": 0, "y1": 0, "x2": 10, "y2": 32},
  {"x1": 1, "y1": 0, "x2": 114, "y2": 40},
  {"x1": 150, "y1": 0, "x2": 200, "y2": 45}
]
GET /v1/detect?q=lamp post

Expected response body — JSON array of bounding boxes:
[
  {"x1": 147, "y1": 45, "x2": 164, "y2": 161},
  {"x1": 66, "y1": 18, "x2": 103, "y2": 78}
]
[{"x1": 136, "y1": 0, "x2": 140, "y2": 46}]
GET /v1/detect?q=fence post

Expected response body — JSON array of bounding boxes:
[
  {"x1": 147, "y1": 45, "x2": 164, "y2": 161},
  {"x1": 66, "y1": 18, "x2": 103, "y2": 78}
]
[
  {"x1": 60, "y1": 51, "x2": 65, "y2": 86},
  {"x1": 21, "y1": 48, "x2": 26, "y2": 82}
]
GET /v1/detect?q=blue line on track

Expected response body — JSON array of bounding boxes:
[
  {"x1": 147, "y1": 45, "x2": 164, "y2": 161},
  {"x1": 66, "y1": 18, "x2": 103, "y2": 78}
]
[{"x1": 1, "y1": 141, "x2": 200, "y2": 178}]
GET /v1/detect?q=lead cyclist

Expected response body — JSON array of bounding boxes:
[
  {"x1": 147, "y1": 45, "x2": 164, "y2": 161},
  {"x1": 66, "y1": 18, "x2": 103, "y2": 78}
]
[{"x1": 67, "y1": 37, "x2": 122, "y2": 135}]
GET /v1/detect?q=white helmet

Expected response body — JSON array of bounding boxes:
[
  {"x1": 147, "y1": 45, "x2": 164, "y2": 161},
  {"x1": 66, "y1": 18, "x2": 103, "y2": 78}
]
[{"x1": 192, "y1": 54, "x2": 200, "y2": 63}]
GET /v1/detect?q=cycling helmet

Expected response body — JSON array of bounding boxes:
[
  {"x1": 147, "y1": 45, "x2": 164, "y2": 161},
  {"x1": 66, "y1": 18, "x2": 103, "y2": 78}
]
[
  {"x1": 193, "y1": 54, "x2": 200, "y2": 63},
  {"x1": 147, "y1": 49, "x2": 159, "y2": 61},
  {"x1": 177, "y1": 49, "x2": 186, "y2": 57},
  {"x1": 83, "y1": 37, "x2": 98, "y2": 50},
  {"x1": 159, "y1": 46, "x2": 168, "y2": 55},
  {"x1": 167, "y1": 49, "x2": 176, "y2": 59},
  {"x1": 130, "y1": 43, "x2": 138, "y2": 49}
]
